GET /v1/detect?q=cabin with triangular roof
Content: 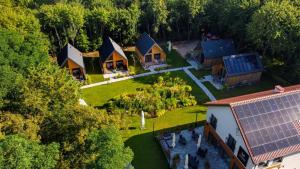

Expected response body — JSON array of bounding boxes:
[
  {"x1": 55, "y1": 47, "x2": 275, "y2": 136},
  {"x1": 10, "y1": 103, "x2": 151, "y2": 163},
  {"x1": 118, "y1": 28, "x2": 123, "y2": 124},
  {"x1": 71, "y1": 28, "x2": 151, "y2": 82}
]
[
  {"x1": 99, "y1": 37, "x2": 128, "y2": 74},
  {"x1": 212, "y1": 53, "x2": 263, "y2": 87},
  {"x1": 136, "y1": 33, "x2": 166, "y2": 68},
  {"x1": 57, "y1": 43, "x2": 86, "y2": 80}
]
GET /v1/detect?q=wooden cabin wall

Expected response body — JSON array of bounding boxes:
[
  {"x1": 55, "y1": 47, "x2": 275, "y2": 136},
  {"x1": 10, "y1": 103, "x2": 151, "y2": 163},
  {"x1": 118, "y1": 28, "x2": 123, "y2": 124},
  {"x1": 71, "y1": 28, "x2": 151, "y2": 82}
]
[
  {"x1": 101, "y1": 51, "x2": 128, "y2": 74},
  {"x1": 203, "y1": 58, "x2": 223, "y2": 67},
  {"x1": 225, "y1": 72, "x2": 262, "y2": 87}
]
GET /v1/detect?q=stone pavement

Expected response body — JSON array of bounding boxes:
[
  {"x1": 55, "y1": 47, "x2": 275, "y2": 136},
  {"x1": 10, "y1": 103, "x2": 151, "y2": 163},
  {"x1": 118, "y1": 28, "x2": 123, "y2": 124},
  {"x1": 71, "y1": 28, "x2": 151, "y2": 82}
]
[{"x1": 183, "y1": 68, "x2": 216, "y2": 101}]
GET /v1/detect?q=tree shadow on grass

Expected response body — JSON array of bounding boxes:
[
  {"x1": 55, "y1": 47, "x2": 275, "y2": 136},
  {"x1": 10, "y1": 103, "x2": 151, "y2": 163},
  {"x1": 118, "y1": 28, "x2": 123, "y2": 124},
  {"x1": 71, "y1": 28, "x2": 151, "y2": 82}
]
[{"x1": 124, "y1": 121, "x2": 206, "y2": 169}]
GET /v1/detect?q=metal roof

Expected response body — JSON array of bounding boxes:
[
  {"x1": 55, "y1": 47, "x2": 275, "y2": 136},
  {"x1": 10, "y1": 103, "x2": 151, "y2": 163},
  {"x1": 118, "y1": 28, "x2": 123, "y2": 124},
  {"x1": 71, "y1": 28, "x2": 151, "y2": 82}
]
[
  {"x1": 136, "y1": 32, "x2": 156, "y2": 56},
  {"x1": 99, "y1": 37, "x2": 127, "y2": 62},
  {"x1": 223, "y1": 53, "x2": 263, "y2": 77},
  {"x1": 201, "y1": 39, "x2": 236, "y2": 59},
  {"x1": 58, "y1": 43, "x2": 85, "y2": 68}
]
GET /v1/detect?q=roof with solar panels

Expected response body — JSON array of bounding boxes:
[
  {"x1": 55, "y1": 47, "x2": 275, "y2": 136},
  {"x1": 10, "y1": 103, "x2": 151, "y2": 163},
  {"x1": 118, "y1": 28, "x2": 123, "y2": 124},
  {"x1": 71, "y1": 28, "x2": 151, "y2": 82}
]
[
  {"x1": 206, "y1": 84, "x2": 300, "y2": 164},
  {"x1": 223, "y1": 53, "x2": 263, "y2": 77}
]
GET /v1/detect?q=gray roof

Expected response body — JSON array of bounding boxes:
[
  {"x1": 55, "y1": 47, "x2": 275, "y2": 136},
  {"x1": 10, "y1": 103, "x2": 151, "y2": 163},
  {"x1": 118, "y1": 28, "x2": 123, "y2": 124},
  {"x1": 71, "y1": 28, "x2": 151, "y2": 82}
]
[
  {"x1": 201, "y1": 39, "x2": 236, "y2": 59},
  {"x1": 136, "y1": 32, "x2": 157, "y2": 56},
  {"x1": 58, "y1": 43, "x2": 85, "y2": 68},
  {"x1": 99, "y1": 37, "x2": 127, "y2": 62}
]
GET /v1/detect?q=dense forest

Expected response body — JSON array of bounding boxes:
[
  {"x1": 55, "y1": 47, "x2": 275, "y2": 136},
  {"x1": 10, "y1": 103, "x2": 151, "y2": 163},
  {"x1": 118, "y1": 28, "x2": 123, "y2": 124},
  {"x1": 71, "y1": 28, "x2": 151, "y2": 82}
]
[{"x1": 0, "y1": 0, "x2": 299, "y2": 168}]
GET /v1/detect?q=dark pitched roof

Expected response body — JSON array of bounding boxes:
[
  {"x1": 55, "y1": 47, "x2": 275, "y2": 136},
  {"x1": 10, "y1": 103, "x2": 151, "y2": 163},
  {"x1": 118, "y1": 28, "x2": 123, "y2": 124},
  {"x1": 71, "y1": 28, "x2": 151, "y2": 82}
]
[
  {"x1": 201, "y1": 39, "x2": 236, "y2": 59},
  {"x1": 99, "y1": 37, "x2": 127, "y2": 62},
  {"x1": 136, "y1": 32, "x2": 157, "y2": 56},
  {"x1": 206, "y1": 85, "x2": 300, "y2": 164},
  {"x1": 223, "y1": 53, "x2": 263, "y2": 77},
  {"x1": 58, "y1": 43, "x2": 85, "y2": 68}
]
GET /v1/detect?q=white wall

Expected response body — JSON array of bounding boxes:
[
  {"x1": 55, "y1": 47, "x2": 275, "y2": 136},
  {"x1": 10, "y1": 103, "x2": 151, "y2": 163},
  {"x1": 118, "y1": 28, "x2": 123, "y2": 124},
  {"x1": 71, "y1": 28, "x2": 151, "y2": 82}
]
[
  {"x1": 281, "y1": 152, "x2": 300, "y2": 169},
  {"x1": 206, "y1": 106, "x2": 256, "y2": 169}
]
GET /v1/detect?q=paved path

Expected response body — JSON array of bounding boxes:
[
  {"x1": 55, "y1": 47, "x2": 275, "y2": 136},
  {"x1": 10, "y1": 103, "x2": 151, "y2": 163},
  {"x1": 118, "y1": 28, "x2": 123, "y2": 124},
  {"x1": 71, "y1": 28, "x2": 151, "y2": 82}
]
[
  {"x1": 183, "y1": 68, "x2": 216, "y2": 101},
  {"x1": 81, "y1": 66, "x2": 194, "y2": 89}
]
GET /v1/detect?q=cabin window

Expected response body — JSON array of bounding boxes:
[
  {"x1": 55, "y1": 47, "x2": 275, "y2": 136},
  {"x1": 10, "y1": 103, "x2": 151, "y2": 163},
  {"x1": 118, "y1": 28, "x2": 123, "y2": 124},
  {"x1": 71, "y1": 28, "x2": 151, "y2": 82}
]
[
  {"x1": 209, "y1": 114, "x2": 217, "y2": 129},
  {"x1": 116, "y1": 60, "x2": 124, "y2": 70},
  {"x1": 154, "y1": 53, "x2": 161, "y2": 61},
  {"x1": 106, "y1": 62, "x2": 114, "y2": 70},
  {"x1": 226, "y1": 134, "x2": 236, "y2": 152},
  {"x1": 145, "y1": 54, "x2": 152, "y2": 63},
  {"x1": 237, "y1": 147, "x2": 249, "y2": 167}
]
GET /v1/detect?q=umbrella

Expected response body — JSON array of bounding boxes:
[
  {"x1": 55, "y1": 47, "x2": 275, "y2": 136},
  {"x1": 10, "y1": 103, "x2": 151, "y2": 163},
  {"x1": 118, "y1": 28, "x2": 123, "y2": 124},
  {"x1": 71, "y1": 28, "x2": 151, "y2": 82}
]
[
  {"x1": 141, "y1": 111, "x2": 145, "y2": 129},
  {"x1": 184, "y1": 154, "x2": 189, "y2": 169},
  {"x1": 171, "y1": 133, "x2": 176, "y2": 148},
  {"x1": 197, "y1": 134, "x2": 202, "y2": 149}
]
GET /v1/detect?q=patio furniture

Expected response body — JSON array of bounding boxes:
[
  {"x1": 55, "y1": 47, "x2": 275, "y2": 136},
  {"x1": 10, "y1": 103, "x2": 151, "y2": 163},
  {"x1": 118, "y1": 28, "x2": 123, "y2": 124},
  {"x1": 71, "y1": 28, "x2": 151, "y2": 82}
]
[{"x1": 179, "y1": 135, "x2": 187, "y2": 145}]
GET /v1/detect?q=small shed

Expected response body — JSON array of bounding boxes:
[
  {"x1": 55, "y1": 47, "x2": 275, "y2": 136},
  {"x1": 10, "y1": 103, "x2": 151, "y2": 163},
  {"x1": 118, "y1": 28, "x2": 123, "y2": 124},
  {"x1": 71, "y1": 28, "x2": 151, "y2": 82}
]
[
  {"x1": 213, "y1": 53, "x2": 263, "y2": 87},
  {"x1": 136, "y1": 33, "x2": 166, "y2": 68},
  {"x1": 99, "y1": 37, "x2": 128, "y2": 74},
  {"x1": 57, "y1": 43, "x2": 86, "y2": 80},
  {"x1": 200, "y1": 39, "x2": 236, "y2": 67}
]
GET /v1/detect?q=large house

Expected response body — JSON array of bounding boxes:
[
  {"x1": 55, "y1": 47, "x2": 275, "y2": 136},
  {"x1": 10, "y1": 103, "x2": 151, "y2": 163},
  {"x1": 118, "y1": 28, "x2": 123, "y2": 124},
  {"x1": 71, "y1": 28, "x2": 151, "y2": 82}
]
[
  {"x1": 212, "y1": 53, "x2": 263, "y2": 87},
  {"x1": 57, "y1": 43, "x2": 86, "y2": 80},
  {"x1": 136, "y1": 33, "x2": 166, "y2": 68},
  {"x1": 200, "y1": 39, "x2": 236, "y2": 67},
  {"x1": 99, "y1": 37, "x2": 128, "y2": 74},
  {"x1": 204, "y1": 85, "x2": 300, "y2": 169}
]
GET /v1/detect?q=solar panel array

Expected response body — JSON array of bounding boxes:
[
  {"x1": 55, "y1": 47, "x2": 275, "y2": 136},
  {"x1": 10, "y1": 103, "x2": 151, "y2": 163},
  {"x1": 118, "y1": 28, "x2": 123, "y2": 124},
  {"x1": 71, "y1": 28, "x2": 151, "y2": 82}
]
[
  {"x1": 232, "y1": 91, "x2": 300, "y2": 157},
  {"x1": 223, "y1": 53, "x2": 263, "y2": 77}
]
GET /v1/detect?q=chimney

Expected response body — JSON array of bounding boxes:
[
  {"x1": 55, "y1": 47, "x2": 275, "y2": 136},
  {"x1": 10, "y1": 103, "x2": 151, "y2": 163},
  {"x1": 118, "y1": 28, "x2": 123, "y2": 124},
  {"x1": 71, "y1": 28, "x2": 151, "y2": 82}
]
[{"x1": 274, "y1": 85, "x2": 285, "y2": 93}]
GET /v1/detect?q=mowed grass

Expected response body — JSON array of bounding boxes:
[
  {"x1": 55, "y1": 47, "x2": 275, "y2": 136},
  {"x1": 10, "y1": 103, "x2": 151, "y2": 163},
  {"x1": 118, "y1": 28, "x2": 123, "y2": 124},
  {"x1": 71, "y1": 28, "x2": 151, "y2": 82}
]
[
  {"x1": 203, "y1": 74, "x2": 277, "y2": 100},
  {"x1": 82, "y1": 70, "x2": 210, "y2": 107},
  {"x1": 123, "y1": 105, "x2": 207, "y2": 169},
  {"x1": 189, "y1": 68, "x2": 211, "y2": 79},
  {"x1": 83, "y1": 57, "x2": 106, "y2": 83},
  {"x1": 81, "y1": 70, "x2": 210, "y2": 169},
  {"x1": 165, "y1": 49, "x2": 190, "y2": 68}
]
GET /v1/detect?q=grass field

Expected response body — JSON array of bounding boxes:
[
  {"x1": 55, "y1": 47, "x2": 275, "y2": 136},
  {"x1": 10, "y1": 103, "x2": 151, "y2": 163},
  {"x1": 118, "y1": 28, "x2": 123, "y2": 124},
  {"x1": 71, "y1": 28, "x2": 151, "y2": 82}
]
[
  {"x1": 163, "y1": 49, "x2": 190, "y2": 69},
  {"x1": 81, "y1": 70, "x2": 210, "y2": 169},
  {"x1": 189, "y1": 68, "x2": 211, "y2": 79},
  {"x1": 83, "y1": 57, "x2": 106, "y2": 83},
  {"x1": 203, "y1": 74, "x2": 277, "y2": 99},
  {"x1": 82, "y1": 70, "x2": 210, "y2": 107},
  {"x1": 123, "y1": 105, "x2": 207, "y2": 169}
]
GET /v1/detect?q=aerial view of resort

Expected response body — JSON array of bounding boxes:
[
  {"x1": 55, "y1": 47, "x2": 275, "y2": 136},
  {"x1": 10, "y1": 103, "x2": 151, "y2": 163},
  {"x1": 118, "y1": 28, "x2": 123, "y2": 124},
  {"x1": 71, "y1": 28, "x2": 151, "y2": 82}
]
[{"x1": 0, "y1": 0, "x2": 299, "y2": 169}]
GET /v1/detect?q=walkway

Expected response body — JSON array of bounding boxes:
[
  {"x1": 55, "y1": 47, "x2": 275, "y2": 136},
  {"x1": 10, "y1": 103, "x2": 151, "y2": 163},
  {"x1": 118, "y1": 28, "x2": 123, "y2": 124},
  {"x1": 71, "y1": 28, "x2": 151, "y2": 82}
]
[
  {"x1": 183, "y1": 68, "x2": 216, "y2": 101},
  {"x1": 81, "y1": 66, "x2": 194, "y2": 89}
]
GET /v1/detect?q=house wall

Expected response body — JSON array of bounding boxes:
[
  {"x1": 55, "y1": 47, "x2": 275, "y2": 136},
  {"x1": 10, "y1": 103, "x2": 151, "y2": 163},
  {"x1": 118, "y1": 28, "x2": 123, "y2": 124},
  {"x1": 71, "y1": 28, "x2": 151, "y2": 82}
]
[
  {"x1": 203, "y1": 57, "x2": 223, "y2": 67},
  {"x1": 137, "y1": 44, "x2": 166, "y2": 67},
  {"x1": 206, "y1": 106, "x2": 256, "y2": 169},
  {"x1": 225, "y1": 72, "x2": 262, "y2": 87},
  {"x1": 280, "y1": 152, "x2": 300, "y2": 169},
  {"x1": 101, "y1": 51, "x2": 128, "y2": 74},
  {"x1": 66, "y1": 59, "x2": 85, "y2": 76}
]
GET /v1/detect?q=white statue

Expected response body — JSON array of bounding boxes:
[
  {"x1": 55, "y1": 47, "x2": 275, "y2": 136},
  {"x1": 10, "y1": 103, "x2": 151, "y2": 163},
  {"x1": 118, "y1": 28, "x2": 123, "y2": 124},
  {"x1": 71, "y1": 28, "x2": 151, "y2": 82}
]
[{"x1": 141, "y1": 111, "x2": 145, "y2": 129}]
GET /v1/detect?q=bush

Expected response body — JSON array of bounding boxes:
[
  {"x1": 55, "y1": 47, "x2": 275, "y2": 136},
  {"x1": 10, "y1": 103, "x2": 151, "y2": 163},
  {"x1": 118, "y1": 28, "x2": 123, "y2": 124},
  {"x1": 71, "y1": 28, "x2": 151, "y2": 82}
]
[{"x1": 104, "y1": 76, "x2": 197, "y2": 117}]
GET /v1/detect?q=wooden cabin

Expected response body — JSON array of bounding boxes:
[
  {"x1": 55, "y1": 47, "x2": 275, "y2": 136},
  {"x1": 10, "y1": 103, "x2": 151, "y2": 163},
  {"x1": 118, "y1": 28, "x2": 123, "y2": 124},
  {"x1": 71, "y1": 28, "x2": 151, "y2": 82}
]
[
  {"x1": 212, "y1": 53, "x2": 263, "y2": 87},
  {"x1": 57, "y1": 43, "x2": 86, "y2": 80},
  {"x1": 99, "y1": 37, "x2": 128, "y2": 74},
  {"x1": 200, "y1": 39, "x2": 236, "y2": 67},
  {"x1": 136, "y1": 33, "x2": 166, "y2": 68}
]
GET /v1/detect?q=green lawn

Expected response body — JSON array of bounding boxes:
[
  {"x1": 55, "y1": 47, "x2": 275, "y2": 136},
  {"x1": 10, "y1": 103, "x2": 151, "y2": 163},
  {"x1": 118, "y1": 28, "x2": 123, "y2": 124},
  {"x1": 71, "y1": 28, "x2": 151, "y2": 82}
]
[
  {"x1": 189, "y1": 68, "x2": 211, "y2": 79},
  {"x1": 203, "y1": 74, "x2": 277, "y2": 99},
  {"x1": 83, "y1": 57, "x2": 107, "y2": 83},
  {"x1": 82, "y1": 70, "x2": 209, "y2": 107},
  {"x1": 165, "y1": 49, "x2": 190, "y2": 68},
  {"x1": 82, "y1": 71, "x2": 210, "y2": 169},
  {"x1": 123, "y1": 105, "x2": 207, "y2": 169}
]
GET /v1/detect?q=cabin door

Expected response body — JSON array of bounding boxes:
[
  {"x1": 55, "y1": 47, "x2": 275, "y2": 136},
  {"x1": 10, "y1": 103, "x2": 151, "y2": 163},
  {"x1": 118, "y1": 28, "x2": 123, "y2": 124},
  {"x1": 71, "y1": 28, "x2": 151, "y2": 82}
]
[
  {"x1": 145, "y1": 54, "x2": 152, "y2": 63},
  {"x1": 106, "y1": 61, "x2": 114, "y2": 70}
]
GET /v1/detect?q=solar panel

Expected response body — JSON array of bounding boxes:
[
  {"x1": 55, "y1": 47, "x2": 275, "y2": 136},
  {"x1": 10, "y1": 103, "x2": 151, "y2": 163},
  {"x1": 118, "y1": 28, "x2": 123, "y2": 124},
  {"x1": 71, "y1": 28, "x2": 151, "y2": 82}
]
[
  {"x1": 233, "y1": 91, "x2": 300, "y2": 157},
  {"x1": 223, "y1": 53, "x2": 263, "y2": 77}
]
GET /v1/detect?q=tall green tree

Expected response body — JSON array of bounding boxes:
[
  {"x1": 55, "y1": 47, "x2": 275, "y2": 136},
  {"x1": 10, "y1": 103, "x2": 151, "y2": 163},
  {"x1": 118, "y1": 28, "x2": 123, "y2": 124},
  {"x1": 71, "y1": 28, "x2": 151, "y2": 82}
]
[
  {"x1": 39, "y1": 3, "x2": 85, "y2": 50},
  {"x1": 0, "y1": 135, "x2": 59, "y2": 169},
  {"x1": 85, "y1": 127, "x2": 133, "y2": 169}
]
